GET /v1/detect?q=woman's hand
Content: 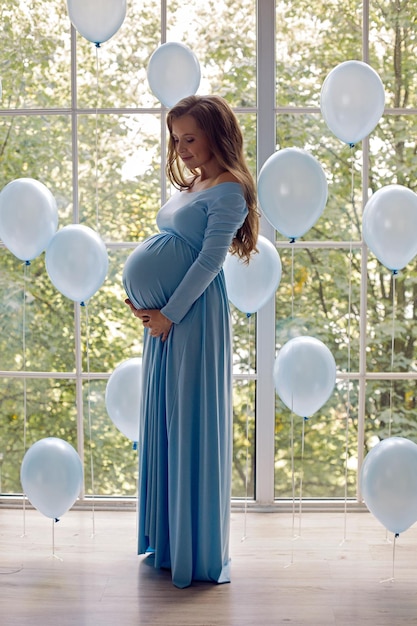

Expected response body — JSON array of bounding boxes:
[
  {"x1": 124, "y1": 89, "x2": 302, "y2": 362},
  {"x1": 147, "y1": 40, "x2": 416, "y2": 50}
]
[
  {"x1": 140, "y1": 309, "x2": 173, "y2": 342},
  {"x1": 125, "y1": 299, "x2": 173, "y2": 342}
]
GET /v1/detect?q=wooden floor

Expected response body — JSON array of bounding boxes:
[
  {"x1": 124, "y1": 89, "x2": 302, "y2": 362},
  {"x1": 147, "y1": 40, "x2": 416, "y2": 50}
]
[{"x1": 1, "y1": 507, "x2": 417, "y2": 625}]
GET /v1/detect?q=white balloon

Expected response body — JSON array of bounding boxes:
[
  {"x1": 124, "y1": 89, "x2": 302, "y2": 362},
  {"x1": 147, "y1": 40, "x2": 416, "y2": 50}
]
[
  {"x1": 20, "y1": 437, "x2": 83, "y2": 519},
  {"x1": 223, "y1": 235, "x2": 282, "y2": 314},
  {"x1": 257, "y1": 148, "x2": 328, "y2": 239},
  {"x1": 105, "y1": 358, "x2": 142, "y2": 441},
  {"x1": 320, "y1": 60, "x2": 385, "y2": 145},
  {"x1": 360, "y1": 437, "x2": 417, "y2": 534},
  {"x1": 274, "y1": 336, "x2": 336, "y2": 417},
  {"x1": 147, "y1": 42, "x2": 201, "y2": 107},
  {"x1": 362, "y1": 184, "x2": 417, "y2": 272},
  {"x1": 46, "y1": 224, "x2": 108, "y2": 303},
  {"x1": 67, "y1": 0, "x2": 126, "y2": 45},
  {"x1": 0, "y1": 178, "x2": 58, "y2": 261}
]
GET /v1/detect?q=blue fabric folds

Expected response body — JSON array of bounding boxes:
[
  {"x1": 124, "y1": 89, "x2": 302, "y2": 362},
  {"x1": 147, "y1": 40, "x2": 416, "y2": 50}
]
[{"x1": 123, "y1": 183, "x2": 247, "y2": 588}]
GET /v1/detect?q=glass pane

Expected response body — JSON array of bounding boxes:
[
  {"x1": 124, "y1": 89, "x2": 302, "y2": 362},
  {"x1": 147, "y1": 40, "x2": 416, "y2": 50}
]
[
  {"x1": 365, "y1": 379, "x2": 417, "y2": 446},
  {"x1": 167, "y1": 0, "x2": 257, "y2": 107},
  {"x1": 369, "y1": 115, "x2": 417, "y2": 192},
  {"x1": 369, "y1": 0, "x2": 417, "y2": 110},
  {"x1": 366, "y1": 270, "x2": 417, "y2": 372},
  {"x1": 232, "y1": 379, "x2": 255, "y2": 498},
  {"x1": 275, "y1": 381, "x2": 358, "y2": 498},
  {"x1": 274, "y1": 113, "x2": 363, "y2": 242},
  {"x1": 0, "y1": 115, "x2": 73, "y2": 214},
  {"x1": 231, "y1": 309, "x2": 256, "y2": 376},
  {"x1": 76, "y1": 0, "x2": 161, "y2": 109},
  {"x1": 276, "y1": 0, "x2": 363, "y2": 108},
  {"x1": 1, "y1": 1, "x2": 71, "y2": 109},
  {"x1": 77, "y1": 113, "x2": 162, "y2": 241},
  {"x1": 0, "y1": 378, "x2": 77, "y2": 495},
  {"x1": 276, "y1": 247, "x2": 361, "y2": 373},
  {"x1": 238, "y1": 113, "x2": 257, "y2": 179},
  {"x1": 0, "y1": 250, "x2": 76, "y2": 373},
  {"x1": 83, "y1": 380, "x2": 138, "y2": 497}
]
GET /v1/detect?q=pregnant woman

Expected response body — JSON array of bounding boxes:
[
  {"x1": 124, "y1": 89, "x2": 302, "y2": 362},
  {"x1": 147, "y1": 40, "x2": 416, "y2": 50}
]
[{"x1": 123, "y1": 95, "x2": 259, "y2": 588}]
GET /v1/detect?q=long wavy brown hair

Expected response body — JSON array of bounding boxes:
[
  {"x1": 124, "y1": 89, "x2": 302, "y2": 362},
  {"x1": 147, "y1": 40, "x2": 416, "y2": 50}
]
[{"x1": 166, "y1": 95, "x2": 259, "y2": 262}]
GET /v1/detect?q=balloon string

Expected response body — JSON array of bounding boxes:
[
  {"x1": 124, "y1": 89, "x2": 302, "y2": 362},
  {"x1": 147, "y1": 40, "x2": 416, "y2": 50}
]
[
  {"x1": 381, "y1": 273, "x2": 397, "y2": 543},
  {"x1": 51, "y1": 518, "x2": 63, "y2": 561},
  {"x1": 341, "y1": 146, "x2": 355, "y2": 544},
  {"x1": 388, "y1": 272, "x2": 397, "y2": 438},
  {"x1": 298, "y1": 417, "x2": 308, "y2": 537},
  {"x1": 84, "y1": 303, "x2": 96, "y2": 536},
  {"x1": 94, "y1": 45, "x2": 100, "y2": 234},
  {"x1": 286, "y1": 241, "x2": 296, "y2": 567},
  {"x1": 291, "y1": 242, "x2": 295, "y2": 320},
  {"x1": 290, "y1": 407, "x2": 296, "y2": 539},
  {"x1": 380, "y1": 532, "x2": 398, "y2": 583},
  {"x1": 392, "y1": 533, "x2": 398, "y2": 580},
  {"x1": 241, "y1": 312, "x2": 252, "y2": 542},
  {"x1": 285, "y1": 405, "x2": 297, "y2": 568},
  {"x1": 22, "y1": 261, "x2": 30, "y2": 537},
  {"x1": 284, "y1": 396, "x2": 298, "y2": 568}
]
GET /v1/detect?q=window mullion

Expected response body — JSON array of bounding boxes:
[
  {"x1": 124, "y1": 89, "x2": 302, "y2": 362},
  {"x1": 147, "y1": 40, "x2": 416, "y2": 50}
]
[
  {"x1": 357, "y1": 0, "x2": 371, "y2": 500},
  {"x1": 255, "y1": 0, "x2": 276, "y2": 505}
]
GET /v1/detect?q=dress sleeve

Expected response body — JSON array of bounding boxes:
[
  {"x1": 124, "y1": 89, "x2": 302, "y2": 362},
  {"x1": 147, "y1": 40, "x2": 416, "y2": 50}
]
[{"x1": 160, "y1": 189, "x2": 248, "y2": 324}]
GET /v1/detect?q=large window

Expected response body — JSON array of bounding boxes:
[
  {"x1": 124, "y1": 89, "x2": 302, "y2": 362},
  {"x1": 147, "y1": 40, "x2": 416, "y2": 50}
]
[{"x1": 1, "y1": 0, "x2": 416, "y2": 506}]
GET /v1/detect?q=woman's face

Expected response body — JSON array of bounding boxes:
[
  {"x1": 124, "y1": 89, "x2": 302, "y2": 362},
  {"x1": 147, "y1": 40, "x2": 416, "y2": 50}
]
[{"x1": 171, "y1": 115, "x2": 215, "y2": 171}]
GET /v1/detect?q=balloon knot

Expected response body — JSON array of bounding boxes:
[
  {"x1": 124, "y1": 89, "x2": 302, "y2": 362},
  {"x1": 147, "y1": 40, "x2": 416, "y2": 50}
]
[
  {"x1": 25, "y1": 260, "x2": 31, "y2": 266},
  {"x1": 80, "y1": 301, "x2": 85, "y2": 307},
  {"x1": 55, "y1": 518, "x2": 60, "y2": 523},
  {"x1": 303, "y1": 416, "x2": 309, "y2": 421},
  {"x1": 289, "y1": 237, "x2": 296, "y2": 244},
  {"x1": 132, "y1": 442, "x2": 138, "y2": 451},
  {"x1": 392, "y1": 269, "x2": 398, "y2": 276},
  {"x1": 348, "y1": 143, "x2": 355, "y2": 149},
  {"x1": 395, "y1": 532, "x2": 399, "y2": 538},
  {"x1": 246, "y1": 313, "x2": 252, "y2": 318},
  {"x1": 95, "y1": 42, "x2": 101, "y2": 49}
]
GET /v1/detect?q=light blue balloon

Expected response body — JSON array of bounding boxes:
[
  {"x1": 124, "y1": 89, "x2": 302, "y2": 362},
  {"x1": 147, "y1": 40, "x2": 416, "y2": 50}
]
[
  {"x1": 363, "y1": 184, "x2": 417, "y2": 272},
  {"x1": 106, "y1": 357, "x2": 142, "y2": 441},
  {"x1": 46, "y1": 224, "x2": 108, "y2": 303},
  {"x1": 0, "y1": 178, "x2": 58, "y2": 262},
  {"x1": 223, "y1": 235, "x2": 282, "y2": 314},
  {"x1": 258, "y1": 148, "x2": 328, "y2": 240},
  {"x1": 67, "y1": 0, "x2": 127, "y2": 45},
  {"x1": 360, "y1": 437, "x2": 417, "y2": 534},
  {"x1": 20, "y1": 437, "x2": 83, "y2": 519},
  {"x1": 321, "y1": 60, "x2": 385, "y2": 145},
  {"x1": 147, "y1": 42, "x2": 201, "y2": 107},
  {"x1": 273, "y1": 336, "x2": 336, "y2": 417}
]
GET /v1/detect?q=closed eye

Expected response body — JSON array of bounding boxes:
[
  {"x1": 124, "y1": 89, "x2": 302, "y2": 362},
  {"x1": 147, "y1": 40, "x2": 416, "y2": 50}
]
[{"x1": 172, "y1": 136, "x2": 195, "y2": 144}]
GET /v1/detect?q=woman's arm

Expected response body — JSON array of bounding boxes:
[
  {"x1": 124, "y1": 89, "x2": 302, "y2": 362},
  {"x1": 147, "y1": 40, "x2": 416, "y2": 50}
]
[{"x1": 160, "y1": 189, "x2": 248, "y2": 324}]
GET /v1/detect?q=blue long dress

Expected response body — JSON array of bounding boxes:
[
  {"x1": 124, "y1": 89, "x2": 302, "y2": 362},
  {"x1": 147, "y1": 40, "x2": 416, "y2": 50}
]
[{"x1": 123, "y1": 182, "x2": 248, "y2": 588}]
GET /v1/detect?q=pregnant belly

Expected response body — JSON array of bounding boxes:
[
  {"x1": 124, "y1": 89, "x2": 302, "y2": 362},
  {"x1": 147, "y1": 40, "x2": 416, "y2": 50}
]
[{"x1": 122, "y1": 233, "x2": 196, "y2": 310}]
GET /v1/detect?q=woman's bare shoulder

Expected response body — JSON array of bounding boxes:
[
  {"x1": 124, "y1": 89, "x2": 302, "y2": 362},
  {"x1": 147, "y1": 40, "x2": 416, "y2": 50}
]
[{"x1": 216, "y1": 171, "x2": 240, "y2": 184}]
